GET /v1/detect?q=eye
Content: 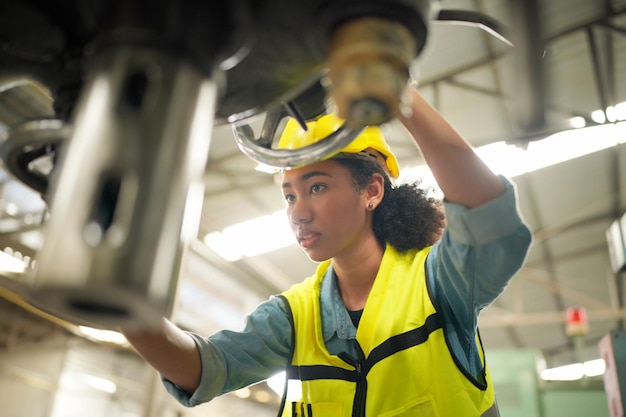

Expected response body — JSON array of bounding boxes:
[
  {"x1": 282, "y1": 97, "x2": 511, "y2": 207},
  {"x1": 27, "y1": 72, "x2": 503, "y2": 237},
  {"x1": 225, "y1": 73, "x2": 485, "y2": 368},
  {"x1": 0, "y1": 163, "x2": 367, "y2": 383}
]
[
  {"x1": 283, "y1": 193, "x2": 295, "y2": 204},
  {"x1": 311, "y1": 184, "x2": 326, "y2": 194}
]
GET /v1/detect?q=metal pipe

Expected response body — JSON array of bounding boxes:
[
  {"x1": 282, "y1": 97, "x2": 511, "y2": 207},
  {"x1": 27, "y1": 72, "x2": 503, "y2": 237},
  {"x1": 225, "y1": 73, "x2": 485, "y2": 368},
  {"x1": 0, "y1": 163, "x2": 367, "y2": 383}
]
[{"x1": 233, "y1": 121, "x2": 363, "y2": 171}]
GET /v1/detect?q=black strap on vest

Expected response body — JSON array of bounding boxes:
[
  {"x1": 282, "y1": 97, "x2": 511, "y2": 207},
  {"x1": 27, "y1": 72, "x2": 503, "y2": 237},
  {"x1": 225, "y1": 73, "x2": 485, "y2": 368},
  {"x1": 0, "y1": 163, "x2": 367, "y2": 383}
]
[
  {"x1": 365, "y1": 313, "x2": 443, "y2": 373},
  {"x1": 277, "y1": 295, "x2": 297, "y2": 417},
  {"x1": 277, "y1": 285, "x2": 444, "y2": 417},
  {"x1": 285, "y1": 310, "x2": 443, "y2": 381}
]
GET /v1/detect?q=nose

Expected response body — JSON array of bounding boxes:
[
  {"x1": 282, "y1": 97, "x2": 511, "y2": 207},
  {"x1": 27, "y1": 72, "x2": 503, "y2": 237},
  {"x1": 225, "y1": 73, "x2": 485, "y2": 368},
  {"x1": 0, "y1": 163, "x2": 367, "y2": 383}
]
[{"x1": 288, "y1": 198, "x2": 312, "y2": 225}]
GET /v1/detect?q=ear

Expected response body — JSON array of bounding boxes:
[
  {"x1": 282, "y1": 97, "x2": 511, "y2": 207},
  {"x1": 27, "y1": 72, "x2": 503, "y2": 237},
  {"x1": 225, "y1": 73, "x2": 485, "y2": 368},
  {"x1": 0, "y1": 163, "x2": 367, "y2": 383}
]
[{"x1": 364, "y1": 173, "x2": 385, "y2": 210}]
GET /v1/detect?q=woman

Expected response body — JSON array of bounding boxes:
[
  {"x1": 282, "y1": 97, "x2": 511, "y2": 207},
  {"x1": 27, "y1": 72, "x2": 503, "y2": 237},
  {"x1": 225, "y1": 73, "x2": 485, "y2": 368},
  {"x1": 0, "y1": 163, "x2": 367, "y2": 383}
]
[{"x1": 124, "y1": 87, "x2": 532, "y2": 417}]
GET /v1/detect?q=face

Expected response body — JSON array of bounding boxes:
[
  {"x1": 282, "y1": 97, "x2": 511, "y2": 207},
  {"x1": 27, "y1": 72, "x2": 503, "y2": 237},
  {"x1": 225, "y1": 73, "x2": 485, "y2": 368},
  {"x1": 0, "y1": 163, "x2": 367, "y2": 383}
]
[{"x1": 281, "y1": 159, "x2": 373, "y2": 262}]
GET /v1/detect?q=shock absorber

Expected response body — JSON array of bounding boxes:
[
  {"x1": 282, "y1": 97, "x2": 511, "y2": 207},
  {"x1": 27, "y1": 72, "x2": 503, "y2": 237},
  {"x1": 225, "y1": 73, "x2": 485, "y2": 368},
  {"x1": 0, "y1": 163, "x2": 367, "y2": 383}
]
[
  {"x1": 23, "y1": 0, "x2": 248, "y2": 330},
  {"x1": 325, "y1": 0, "x2": 432, "y2": 127},
  {"x1": 28, "y1": 45, "x2": 218, "y2": 330}
]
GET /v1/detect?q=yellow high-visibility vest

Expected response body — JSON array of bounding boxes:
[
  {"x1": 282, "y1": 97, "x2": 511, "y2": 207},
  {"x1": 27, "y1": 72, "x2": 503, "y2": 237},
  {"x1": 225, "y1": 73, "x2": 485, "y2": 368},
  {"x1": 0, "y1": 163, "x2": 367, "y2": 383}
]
[{"x1": 278, "y1": 244, "x2": 498, "y2": 417}]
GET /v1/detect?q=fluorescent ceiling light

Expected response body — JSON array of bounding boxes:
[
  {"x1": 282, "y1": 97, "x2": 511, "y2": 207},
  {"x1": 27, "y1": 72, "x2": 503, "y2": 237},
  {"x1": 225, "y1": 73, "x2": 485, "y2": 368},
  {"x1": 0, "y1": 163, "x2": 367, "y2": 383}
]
[
  {"x1": 82, "y1": 374, "x2": 117, "y2": 394},
  {"x1": 405, "y1": 120, "x2": 626, "y2": 181},
  {"x1": 233, "y1": 387, "x2": 252, "y2": 399},
  {"x1": 589, "y1": 102, "x2": 626, "y2": 124},
  {"x1": 204, "y1": 232, "x2": 243, "y2": 262},
  {"x1": 568, "y1": 116, "x2": 586, "y2": 129},
  {"x1": 253, "y1": 390, "x2": 273, "y2": 403},
  {"x1": 540, "y1": 358, "x2": 605, "y2": 381},
  {"x1": 60, "y1": 372, "x2": 117, "y2": 394},
  {"x1": 207, "y1": 120, "x2": 626, "y2": 261},
  {"x1": 615, "y1": 102, "x2": 626, "y2": 121},
  {"x1": 583, "y1": 358, "x2": 606, "y2": 377},
  {"x1": 267, "y1": 371, "x2": 302, "y2": 400},
  {"x1": 78, "y1": 326, "x2": 128, "y2": 346},
  {"x1": 0, "y1": 250, "x2": 25, "y2": 274},
  {"x1": 591, "y1": 110, "x2": 607, "y2": 124},
  {"x1": 204, "y1": 210, "x2": 295, "y2": 261}
]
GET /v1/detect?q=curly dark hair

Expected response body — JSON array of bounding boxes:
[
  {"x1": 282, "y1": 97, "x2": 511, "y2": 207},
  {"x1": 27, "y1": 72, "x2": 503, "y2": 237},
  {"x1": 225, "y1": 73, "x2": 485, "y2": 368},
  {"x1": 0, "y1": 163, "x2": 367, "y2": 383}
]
[{"x1": 335, "y1": 157, "x2": 445, "y2": 252}]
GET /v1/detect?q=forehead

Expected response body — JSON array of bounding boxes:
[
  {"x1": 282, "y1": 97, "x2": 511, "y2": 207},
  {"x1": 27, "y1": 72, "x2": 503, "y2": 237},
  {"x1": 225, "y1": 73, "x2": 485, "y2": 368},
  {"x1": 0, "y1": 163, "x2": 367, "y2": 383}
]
[{"x1": 281, "y1": 159, "x2": 347, "y2": 185}]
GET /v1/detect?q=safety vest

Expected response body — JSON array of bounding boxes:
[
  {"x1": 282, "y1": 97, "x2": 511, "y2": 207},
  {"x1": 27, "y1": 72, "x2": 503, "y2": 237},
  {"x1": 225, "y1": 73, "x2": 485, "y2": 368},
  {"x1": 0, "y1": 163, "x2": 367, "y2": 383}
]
[{"x1": 278, "y1": 244, "x2": 499, "y2": 417}]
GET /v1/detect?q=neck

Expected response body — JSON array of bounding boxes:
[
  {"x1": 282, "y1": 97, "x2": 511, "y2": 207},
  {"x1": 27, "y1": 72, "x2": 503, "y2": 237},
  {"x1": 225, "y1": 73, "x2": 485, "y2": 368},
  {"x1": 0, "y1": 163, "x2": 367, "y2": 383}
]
[{"x1": 333, "y1": 237, "x2": 384, "y2": 311}]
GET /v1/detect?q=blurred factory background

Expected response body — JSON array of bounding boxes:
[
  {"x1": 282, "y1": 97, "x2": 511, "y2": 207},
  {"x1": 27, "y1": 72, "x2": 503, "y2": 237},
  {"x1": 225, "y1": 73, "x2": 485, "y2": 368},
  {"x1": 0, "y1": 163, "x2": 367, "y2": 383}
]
[{"x1": 1, "y1": 0, "x2": 626, "y2": 416}]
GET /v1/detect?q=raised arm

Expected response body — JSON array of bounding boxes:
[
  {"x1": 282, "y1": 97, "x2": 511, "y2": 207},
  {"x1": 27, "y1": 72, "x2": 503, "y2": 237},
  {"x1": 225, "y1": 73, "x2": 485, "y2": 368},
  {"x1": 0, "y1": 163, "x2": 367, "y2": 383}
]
[
  {"x1": 122, "y1": 319, "x2": 201, "y2": 394},
  {"x1": 399, "y1": 86, "x2": 505, "y2": 208}
]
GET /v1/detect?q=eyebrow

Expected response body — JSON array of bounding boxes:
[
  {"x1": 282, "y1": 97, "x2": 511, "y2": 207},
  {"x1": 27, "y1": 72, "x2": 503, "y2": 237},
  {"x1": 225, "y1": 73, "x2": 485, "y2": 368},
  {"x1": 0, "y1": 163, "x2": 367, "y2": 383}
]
[{"x1": 282, "y1": 171, "x2": 332, "y2": 189}]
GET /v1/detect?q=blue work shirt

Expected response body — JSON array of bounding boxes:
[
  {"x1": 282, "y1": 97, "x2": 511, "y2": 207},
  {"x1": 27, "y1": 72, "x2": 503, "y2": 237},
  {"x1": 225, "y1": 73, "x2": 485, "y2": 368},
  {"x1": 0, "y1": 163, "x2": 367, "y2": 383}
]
[{"x1": 164, "y1": 176, "x2": 532, "y2": 406}]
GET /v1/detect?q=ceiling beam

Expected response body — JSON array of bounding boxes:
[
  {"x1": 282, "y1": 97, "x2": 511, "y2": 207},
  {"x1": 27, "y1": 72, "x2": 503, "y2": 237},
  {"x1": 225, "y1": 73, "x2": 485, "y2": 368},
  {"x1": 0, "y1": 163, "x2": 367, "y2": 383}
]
[
  {"x1": 517, "y1": 267, "x2": 612, "y2": 310},
  {"x1": 531, "y1": 208, "x2": 615, "y2": 245},
  {"x1": 479, "y1": 306, "x2": 626, "y2": 327},
  {"x1": 516, "y1": 174, "x2": 570, "y2": 338},
  {"x1": 506, "y1": 0, "x2": 546, "y2": 136},
  {"x1": 544, "y1": 8, "x2": 626, "y2": 43}
]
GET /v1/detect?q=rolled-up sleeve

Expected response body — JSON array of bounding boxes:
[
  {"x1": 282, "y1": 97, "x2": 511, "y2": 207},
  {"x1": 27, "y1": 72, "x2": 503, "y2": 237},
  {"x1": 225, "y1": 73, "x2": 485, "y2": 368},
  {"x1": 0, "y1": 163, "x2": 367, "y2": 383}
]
[
  {"x1": 162, "y1": 295, "x2": 292, "y2": 407},
  {"x1": 429, "y1": 176, "x2": 532, "y2": 324},
  {"x1": 426, "y1": 176, "x2": 532, "y2": 377}
]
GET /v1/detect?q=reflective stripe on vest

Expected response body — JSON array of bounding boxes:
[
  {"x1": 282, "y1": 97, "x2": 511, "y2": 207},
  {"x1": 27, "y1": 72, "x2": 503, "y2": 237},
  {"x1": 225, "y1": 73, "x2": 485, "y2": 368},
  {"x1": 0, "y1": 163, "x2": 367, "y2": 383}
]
[
  {"x1": 278, "y1": 244, "x2": 498, "y2": 417},
  {"x1": 284, "y1": 313, "x2": 443, "y2": 417}
]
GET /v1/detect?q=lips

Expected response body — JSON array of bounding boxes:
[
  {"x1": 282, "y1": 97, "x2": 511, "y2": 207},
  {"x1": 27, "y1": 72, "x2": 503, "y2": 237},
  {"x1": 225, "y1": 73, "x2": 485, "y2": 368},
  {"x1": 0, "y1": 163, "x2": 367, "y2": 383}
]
[{"x1": 298, "y1": 231, "x2": 320, "y2": 249}]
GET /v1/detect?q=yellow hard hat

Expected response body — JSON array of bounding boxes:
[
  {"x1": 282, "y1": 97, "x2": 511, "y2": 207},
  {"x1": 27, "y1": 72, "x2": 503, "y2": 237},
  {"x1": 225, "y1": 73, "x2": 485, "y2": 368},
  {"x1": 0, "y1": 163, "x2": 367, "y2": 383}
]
[{"x1": 277, "y1": 114, "x2": 400, "y2": 178}]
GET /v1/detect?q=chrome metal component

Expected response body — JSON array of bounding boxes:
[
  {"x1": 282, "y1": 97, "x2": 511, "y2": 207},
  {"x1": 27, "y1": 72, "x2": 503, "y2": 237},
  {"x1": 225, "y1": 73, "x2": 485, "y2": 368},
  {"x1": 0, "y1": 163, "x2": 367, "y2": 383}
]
[
  {"x1": 232, "y1": 121, "x2": 363, "y2": 170},
  {"x1": 0, "y1": 118, "x2": 70, "y2": 195},
  {"x1": 28, "y1": 46, "x2": 217, "y2": 330}
]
